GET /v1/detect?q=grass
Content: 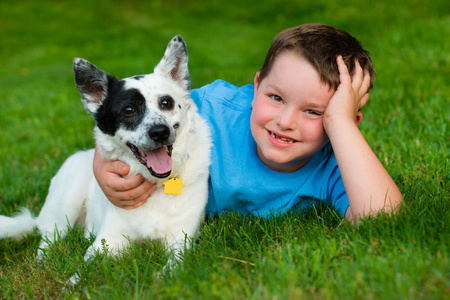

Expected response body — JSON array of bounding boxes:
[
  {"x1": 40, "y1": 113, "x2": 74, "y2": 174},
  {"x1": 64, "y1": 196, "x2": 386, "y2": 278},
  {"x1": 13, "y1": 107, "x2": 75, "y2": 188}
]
[{"x1": 0, "y1": 0, "x2": 448, "y2": 298}]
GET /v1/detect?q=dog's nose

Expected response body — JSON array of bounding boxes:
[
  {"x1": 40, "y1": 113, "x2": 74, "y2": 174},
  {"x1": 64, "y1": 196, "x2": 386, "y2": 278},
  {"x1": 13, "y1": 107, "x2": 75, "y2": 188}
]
[{"x1": 149, "y1": 125, "x2": 170, "y2": 143}]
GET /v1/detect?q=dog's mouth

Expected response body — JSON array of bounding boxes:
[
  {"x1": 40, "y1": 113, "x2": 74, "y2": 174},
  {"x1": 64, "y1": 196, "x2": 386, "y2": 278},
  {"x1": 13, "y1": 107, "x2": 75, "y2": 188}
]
[{"x1": 127, "y1": 143, "x2": 173, "y2": 178}]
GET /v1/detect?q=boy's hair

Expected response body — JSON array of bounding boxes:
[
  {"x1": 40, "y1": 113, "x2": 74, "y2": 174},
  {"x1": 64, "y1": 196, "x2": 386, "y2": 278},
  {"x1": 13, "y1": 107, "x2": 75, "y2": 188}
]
[{"x1": 258, "y1": 23, "x2": 375, "y2": 91}]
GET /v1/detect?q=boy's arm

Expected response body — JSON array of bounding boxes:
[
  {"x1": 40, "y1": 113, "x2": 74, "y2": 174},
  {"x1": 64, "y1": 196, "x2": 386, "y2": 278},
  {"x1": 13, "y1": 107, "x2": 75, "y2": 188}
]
[
  {"x1": 93, "y1": 147, "x2": 156, "y2": 209},
  {"x1": 324, "y1": 56, "x2": 402, "y2": 221}
]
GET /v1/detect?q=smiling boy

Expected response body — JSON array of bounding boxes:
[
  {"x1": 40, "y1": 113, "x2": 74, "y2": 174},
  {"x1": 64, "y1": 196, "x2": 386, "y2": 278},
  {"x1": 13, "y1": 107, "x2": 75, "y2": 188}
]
[
  {"x1": 251, "y1": 52, "x2": 334, "y2": 173},
  {"x1": 93, "y1": 23, "x2": 402, "y2": 221}
]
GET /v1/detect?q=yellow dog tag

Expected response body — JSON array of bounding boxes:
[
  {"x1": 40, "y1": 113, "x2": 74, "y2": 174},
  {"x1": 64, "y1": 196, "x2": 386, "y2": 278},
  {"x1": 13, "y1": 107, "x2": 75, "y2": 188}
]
[{"x1": 163, "y1": 178, "x2": 185, "y2": 195}]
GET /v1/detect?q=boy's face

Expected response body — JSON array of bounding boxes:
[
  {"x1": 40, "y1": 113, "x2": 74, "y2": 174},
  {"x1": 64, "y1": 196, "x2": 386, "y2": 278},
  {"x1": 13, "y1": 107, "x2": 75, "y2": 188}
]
[{"x1": 250, "y1": 51, "x2": 334, "y2": 172}]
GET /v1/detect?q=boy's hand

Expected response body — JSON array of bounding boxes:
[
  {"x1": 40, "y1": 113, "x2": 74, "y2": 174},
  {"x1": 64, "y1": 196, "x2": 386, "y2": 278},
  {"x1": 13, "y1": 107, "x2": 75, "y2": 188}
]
[
  {"x1": 323, "y1": 56, "x2": 371, "y2": 127},
  {"x1": 93, "y1": 148, "x2": 156, "y2": 209}
]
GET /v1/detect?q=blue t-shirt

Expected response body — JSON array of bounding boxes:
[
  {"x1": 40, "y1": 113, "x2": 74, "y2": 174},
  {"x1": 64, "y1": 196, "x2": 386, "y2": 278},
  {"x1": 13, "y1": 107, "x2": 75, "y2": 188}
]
[{"x1": 191, "y1": 80, "x2": 349, "y2": 218}]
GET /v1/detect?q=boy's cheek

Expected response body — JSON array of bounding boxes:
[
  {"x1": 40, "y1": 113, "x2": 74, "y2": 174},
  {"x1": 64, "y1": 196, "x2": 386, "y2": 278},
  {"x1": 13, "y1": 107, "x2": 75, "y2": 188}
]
[{"x1": 250, "y1": 100, "x2": 269, "y2": 125}]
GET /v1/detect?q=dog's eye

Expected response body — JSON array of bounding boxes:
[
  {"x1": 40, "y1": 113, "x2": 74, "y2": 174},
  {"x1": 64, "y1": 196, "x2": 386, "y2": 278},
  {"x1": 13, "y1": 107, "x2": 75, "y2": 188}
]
[
  {"x1": 159, "y1": 96, "x2": 174, "y2": 110},
  {"x1": 122, "y1": 105, "x2": 136, "y2": 116}
]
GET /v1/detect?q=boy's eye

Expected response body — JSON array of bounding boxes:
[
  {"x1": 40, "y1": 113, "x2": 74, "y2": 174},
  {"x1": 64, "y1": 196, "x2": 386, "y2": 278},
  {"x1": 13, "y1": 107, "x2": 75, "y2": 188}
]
[
  {"x1": 306, "y1": 110, "x2": 322, "y2": 116},
  {"x1": 270, "y1": 95, "x2": 283, "y2": 102}
]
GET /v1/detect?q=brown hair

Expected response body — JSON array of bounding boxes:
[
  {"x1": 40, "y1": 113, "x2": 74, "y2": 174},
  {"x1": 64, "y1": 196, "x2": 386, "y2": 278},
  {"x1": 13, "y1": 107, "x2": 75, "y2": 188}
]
[{"x1": 258, "y1": 23, "x2": 375, "y2": 91}]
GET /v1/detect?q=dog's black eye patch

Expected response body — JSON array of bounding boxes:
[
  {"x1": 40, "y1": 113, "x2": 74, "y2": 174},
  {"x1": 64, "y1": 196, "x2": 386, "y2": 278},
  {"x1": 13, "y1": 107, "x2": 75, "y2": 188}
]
[
  {"x1": 95, "y1": 85, "x2": 146, "y2": 135},
  {"x1": 159, "y1": 95, "x2": 174, "y2": 111}
]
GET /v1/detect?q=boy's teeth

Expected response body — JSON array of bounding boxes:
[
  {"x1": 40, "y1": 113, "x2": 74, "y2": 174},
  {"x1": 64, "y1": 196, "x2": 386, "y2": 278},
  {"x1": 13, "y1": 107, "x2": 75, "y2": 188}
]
[{"x1": 270, "y1": 132, "x2": 295, "y2": 143}]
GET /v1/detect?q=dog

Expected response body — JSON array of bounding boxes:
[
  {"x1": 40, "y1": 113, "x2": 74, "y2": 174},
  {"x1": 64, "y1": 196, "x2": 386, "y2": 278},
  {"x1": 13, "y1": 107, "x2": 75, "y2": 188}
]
[{"x1": 0, "y1": 35, "x2": 211, "y2": 278}]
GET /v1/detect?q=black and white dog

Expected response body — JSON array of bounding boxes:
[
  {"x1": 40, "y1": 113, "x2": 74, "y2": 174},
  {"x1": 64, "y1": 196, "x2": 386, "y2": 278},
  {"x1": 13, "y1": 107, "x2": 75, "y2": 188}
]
[{"x1": 0, "y1": 36, "x2": 211, "y2": 275}]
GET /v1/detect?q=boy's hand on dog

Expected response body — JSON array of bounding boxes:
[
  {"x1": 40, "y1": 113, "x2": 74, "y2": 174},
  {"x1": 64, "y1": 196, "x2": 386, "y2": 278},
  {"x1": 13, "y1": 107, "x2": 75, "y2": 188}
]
[{"x1": 93, "y1": 148, "x2": 155, "y2": 209}]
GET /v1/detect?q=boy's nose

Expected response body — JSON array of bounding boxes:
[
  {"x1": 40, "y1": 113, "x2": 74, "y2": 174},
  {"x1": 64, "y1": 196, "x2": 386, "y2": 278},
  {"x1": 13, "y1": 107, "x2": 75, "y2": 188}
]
[{"x1": 276, "y1": 107, "x2": 297, "y2": 130}]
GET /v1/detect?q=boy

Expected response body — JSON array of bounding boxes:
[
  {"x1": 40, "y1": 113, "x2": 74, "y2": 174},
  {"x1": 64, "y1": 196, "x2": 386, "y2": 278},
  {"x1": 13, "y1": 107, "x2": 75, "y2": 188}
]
[{"x1": 93, "y1": 23, "x2": 402, "y2": 221}]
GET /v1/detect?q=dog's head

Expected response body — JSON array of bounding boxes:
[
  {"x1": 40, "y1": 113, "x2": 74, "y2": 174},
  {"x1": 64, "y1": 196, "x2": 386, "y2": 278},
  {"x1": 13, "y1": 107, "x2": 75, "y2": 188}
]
[{"x1": 73, "y1": 35, "x2": 190, "y2": 179}]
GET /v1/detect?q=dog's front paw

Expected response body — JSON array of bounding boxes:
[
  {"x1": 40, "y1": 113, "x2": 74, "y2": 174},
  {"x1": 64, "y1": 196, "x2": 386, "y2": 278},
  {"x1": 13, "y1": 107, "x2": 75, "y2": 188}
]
[
  {"x1": 62, "y1": 272, "x2": 81, "y2": 292},
  {"x1": 161, "y1": 256, "x2": 184, "y2": 278},
  {"x1": 161, "y1": 258, "x2": 176, "y2": 277},
  {"x1": 36, "y1": 249, "x2": 45, "y2": 261}
]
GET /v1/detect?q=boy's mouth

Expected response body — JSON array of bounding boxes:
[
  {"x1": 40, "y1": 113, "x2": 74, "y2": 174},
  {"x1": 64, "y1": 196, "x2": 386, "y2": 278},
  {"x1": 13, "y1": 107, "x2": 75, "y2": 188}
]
[{"x1": 268, "y1": 130, "x2": 298, "y2": 144}]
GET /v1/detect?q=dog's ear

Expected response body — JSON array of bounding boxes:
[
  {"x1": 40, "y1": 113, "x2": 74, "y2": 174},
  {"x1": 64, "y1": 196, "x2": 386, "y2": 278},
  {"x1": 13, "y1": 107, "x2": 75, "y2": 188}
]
[
  {"x1": 73, "y1": 58, "x2": 117, "y2": 114},
  {"x1": 154, "y1": 35, "x2": 190, "y2": 90}
]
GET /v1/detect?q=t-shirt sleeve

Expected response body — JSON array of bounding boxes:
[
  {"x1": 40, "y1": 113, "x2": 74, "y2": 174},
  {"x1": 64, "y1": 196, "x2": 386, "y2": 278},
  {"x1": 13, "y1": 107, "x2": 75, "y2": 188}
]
[
  {"x1": 329, "y1": 176, "x2": 349, "y2": 218},
  {"x1": 326, "y1": 160, "x2": 350, "y2": 218}
]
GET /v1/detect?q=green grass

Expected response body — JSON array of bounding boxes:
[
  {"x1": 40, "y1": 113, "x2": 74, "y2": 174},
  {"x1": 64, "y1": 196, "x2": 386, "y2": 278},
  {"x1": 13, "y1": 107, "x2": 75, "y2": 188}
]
[{"x1": 0, "y1": 0, "x2": 448, "y2": 298}]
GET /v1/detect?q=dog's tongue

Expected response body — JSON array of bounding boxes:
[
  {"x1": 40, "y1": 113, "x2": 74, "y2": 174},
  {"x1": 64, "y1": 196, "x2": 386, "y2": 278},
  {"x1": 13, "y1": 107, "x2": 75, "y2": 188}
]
[{"x1": 146, "y1": 147, "x2": 172, "y2": 174}]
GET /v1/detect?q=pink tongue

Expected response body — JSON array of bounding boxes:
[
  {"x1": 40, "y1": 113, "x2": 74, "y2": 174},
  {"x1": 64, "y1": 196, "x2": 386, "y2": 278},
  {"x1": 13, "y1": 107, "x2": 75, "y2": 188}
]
[{"x1": 146, "y1": 147, "x2": 172, "y2": 174}]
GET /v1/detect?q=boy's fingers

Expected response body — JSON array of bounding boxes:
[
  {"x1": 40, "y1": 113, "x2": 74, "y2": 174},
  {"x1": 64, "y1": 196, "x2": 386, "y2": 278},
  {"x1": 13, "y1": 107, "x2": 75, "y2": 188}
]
[
  {"x1": 337, "y1": 56, "x2": 351, "y2": 86},
  {"x1": 359, "y1": 93, "x2": 370, "y2": 109},
  {"x1": 132, "y1": 185, "x2": 156, "y2": 208},
  {"x1": 108, "y1": 161, "x2": 130, "y2": 177},
  {"x1": 109, "y1": 173, "x2": 145, "y2": 192},
  {"x1": 127, "y1": 180, "x2": 155, "y2": 199},
  {"x1": 351, "y1": 59, "x2": 364, "y2": 91},
  {"x1": 116, "y1": 182, "x2": 156, "y2": 209},
  {"x1": 359, "y1": 70, "x2": 371, "y2": 98}
]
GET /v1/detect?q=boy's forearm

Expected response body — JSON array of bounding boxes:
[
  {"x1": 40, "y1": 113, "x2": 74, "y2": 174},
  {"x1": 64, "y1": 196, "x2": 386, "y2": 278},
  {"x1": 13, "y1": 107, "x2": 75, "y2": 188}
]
[{"x1": 325, "y1": 118, "x2": 402, "y2": 221}]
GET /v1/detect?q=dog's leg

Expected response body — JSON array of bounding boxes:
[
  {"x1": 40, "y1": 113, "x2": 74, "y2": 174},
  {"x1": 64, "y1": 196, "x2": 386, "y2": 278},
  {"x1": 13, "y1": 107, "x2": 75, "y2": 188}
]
[
  {"x1": 67, "y1": 218, "x2": 133, "y2": 287},
  {"x1": 84, "y1": 208, "x2": 136, "y2": 260},
  {"x1": 35, "y1": 149, "x2": 95, "y2": 258},
  {"x1": 161, "y1": 233, "x2": 195, "y2": 277},
  {"x1": 83, "y1": 234, "x2": 128, "y2": 260}
]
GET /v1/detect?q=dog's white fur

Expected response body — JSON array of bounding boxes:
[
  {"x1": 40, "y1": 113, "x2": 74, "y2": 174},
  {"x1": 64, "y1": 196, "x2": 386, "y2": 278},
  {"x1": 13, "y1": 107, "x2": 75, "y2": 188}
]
[{"x1": 0, "y1": 36, "x2": 211, "y2": 273}]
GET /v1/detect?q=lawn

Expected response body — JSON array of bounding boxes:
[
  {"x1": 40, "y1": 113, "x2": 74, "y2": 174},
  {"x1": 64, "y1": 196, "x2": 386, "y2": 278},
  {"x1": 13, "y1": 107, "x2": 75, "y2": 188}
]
[{"x1": 0, "y1": 0, "x2": 448, "y2": 298}]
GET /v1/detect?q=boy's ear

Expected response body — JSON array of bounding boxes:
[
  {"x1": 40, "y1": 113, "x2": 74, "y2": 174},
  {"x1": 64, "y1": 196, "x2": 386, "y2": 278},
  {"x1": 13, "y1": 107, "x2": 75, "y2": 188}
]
[
  {"x1": 253, "y1": 71, "x2": 261, "y2": 87},
  {"x1": 355, "y1": 111, "x2": 363, "y2": 126},
  {"x1": 252, "y1": 71, "x2": 261, "y2": 107}
]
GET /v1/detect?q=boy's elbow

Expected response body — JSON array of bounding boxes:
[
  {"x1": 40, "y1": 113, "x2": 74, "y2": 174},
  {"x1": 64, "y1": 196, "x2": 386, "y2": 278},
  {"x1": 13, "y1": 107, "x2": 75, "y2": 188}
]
[
  {"x1": 373, "y1": 188, "x2": 403, "y2": 216},
  {"x1": 389, "y1": 191, "x2": 403, "y2": 215},
  {"x1": 346, "y1": 191, "x2": 403, "y2": 223}
]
